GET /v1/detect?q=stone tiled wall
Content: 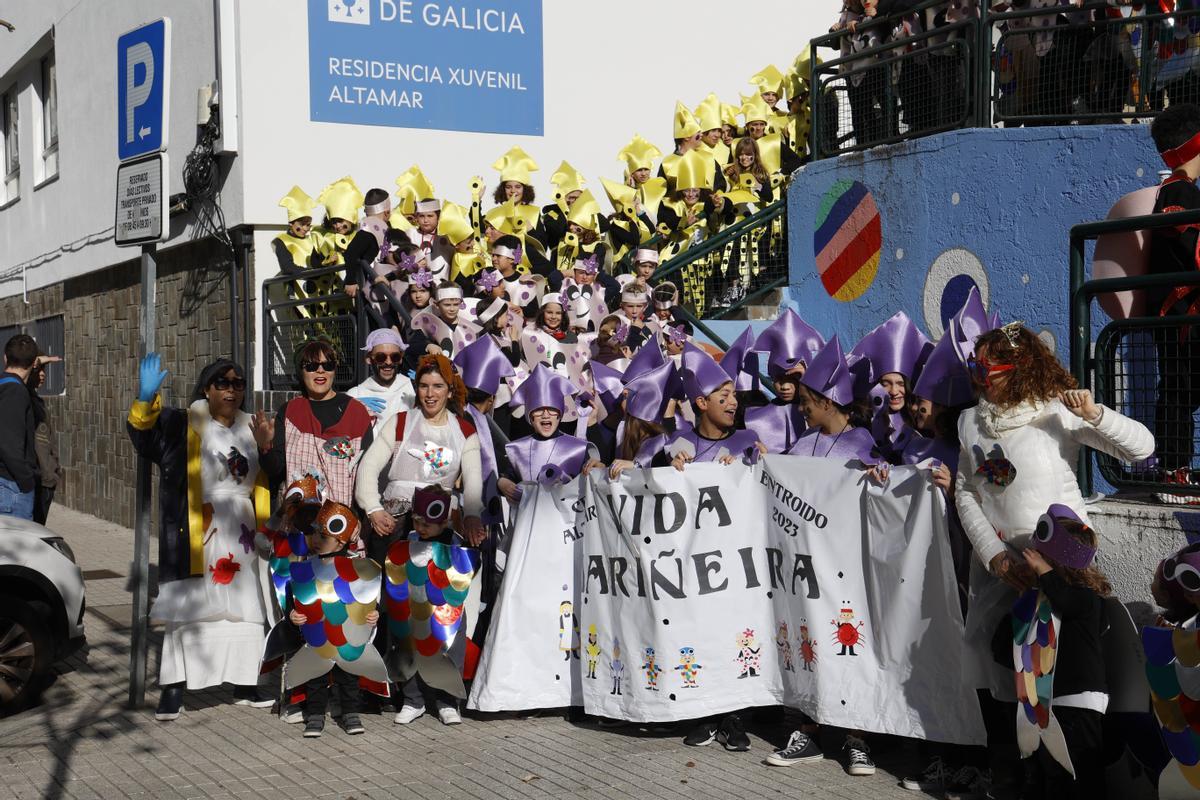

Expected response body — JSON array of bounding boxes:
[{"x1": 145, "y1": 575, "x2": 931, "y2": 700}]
[{"x1": 0, "y1": 239, "x2": 240, "y2": 528}]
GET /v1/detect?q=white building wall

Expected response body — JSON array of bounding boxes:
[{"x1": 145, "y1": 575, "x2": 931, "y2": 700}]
[{"x1": 0, "y1": 0, "x2": 233, "y2": 300}]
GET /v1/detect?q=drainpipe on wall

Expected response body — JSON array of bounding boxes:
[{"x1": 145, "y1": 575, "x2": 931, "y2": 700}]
[{"x1": 231, "y1": 226, "x2": 255, "y2": 404}]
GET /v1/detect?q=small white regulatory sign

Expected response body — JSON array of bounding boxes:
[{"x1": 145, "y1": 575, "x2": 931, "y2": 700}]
[{"x1": 115, "y1": 153, "x2": 168, "y2": 247}]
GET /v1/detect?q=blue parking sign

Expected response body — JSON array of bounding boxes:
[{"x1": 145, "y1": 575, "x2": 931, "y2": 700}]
[{"x1": 117, "y1": 18, "x2": 171, "y2": 162}]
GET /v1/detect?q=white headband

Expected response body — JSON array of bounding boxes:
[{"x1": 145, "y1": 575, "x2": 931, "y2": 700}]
[
  {"x1": 364, "y1": 200, "x2": 391, "y2": 216},
  {"x1": 436, "y1": 286, "x2": 464, "y2": 301},
  {"x1": 621, "y1": 290, "x2": 648, "y2": 305},
  {"x1": 653, "y1": 298, "x2": 675, "y2": 310},
  {"x1": 416, "y1": 199, "x2": 441, "y2": 213},
  {"x1": 491, "y1": 245, "x2": 517, "y2": 260},
  {"x1": 477, "y1": 297, "x2": 508, "y2": 325},
  {"x1": 633, "y1": 248, "x2": 659, "y2": 265},
  {"x1": 540, "y1": 292, "x2": 563, "y2": 308}
]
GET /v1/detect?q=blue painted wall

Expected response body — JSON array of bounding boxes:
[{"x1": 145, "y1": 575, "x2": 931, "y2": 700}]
[{"x1": 783, "y1": 125, "x2": 1161, "y2": 352}]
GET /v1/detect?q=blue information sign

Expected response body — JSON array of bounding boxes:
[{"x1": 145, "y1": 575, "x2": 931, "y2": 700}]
[
  {"x1": 308, "y1": 0, "x2": 543, "y2": 135},
  {"x1": 117, "y1": 18, "x2": 171, "y2": 162}
]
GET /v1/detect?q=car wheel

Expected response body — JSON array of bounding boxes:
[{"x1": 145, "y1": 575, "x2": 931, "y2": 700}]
[{"x1": 0, "y1": 596, "x2": 52, "y2": 716}]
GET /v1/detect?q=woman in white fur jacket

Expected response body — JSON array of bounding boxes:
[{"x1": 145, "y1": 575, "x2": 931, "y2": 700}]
[{"x1": 955, "y1": 323, "x2": 1155, "y2": 697}]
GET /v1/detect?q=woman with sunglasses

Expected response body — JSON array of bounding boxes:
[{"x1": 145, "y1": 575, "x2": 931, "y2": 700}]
[
  {"x1": 255, "y1": 339, "x2": 374, "y2": 541},
  {"x1": 348, "y1": 328, "x2": 415, "y2": 435},
  {"x1": 127, "y1": 354, "x2": 275, "y2": 721},
  {"x1": 954, "y1": 324, "x2": 1153, "y2": 704}
]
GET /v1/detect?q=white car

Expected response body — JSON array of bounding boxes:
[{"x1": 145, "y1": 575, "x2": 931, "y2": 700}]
[{"x1": 0, "y1": 514, "x2": 86, "y2": 714}]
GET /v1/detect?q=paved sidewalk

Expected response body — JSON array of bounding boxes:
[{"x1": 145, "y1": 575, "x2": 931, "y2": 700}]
[{"x1": 0, "y1": 505, "x2": 927, "y2": 800}]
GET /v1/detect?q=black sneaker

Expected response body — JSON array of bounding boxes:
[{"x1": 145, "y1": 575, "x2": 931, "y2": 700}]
[
  {"x1": 154, "y1": 686, "x2": 183, "y2": 721},
  {"x1": 233, "y1": 685, "x2": 275, "y2": 708},
  {"x1": 944, "y1": 765, "x2": 992, "y2": 800},
  {"x1": 765, "y1": 730, "x2": 823, "y2": 766},
  {"x1": 339, "y1": 713, "x2": 365, "y2": 735},
  {"x1": 281, "y1": 703, "x2": 305, "y2": 724},
  {"x1": 901, "y1": 756, "x2": 951, "y2": 791},
  {"x1": 683, "y1": 718, "x2": 719, "y2": 747},
  {"x1": 716, "y1": 713, "x2": 751, "y2": 752},
  {"x1": 843, "y1": 736, "x2": 875, "y2": 776},
  {"x1": 303, "y1": 717, "x2": 325, "y2": 738}
]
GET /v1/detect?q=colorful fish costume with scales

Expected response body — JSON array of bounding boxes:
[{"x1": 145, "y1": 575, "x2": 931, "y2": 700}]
[
  {"x1": 1012, "y1": 587, "x2": 1071, "y2": 776},
  {"x1": 1143, "y1": 617, "x2": 1200, "y2": 797},
  {"x1": 384, "y1": 539, "x2": 481, "y2": 699}
]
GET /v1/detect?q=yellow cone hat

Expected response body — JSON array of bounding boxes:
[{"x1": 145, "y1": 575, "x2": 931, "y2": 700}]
[
  {"x1": 600, "y1": 177, "x2": 638, "y2": 217},
  {"x1": 438, "y1": 201, "x2": 475, "y2": 245},
  {"x1": 750, "y1": 64, "x2": 786, "y2": 98},
  {"x1": 566, "y1": 189, "x2": 601, "y2": 232},
  {"x1": 550, "y1": 160, "x2": 586, "y2": 210},
  {"x1": 674, "y1": 150, "x2": 715, "y2": 192},
  {"x1": 673, "y1": 101, "x2": 700, "y2": 140},
  {"x1": 492, "y1": 146, "x2": 539, "y2": 186},
  {"x1": 721, "y1": 102, "x2": 741, "y2": 131},
  {"x1": 279, "y1": 186, "x2": 317, "y2": 222},
  {"x1": 695, "y1": 94, "x2": 723, "y2": 132},
  {"x1": 741, "y1": 94, "x2": 772, "y2": 126},
  {"x1": 618, "y1": 134, "x2": 662, "y2": 174},
  {"x1": 317, "y1": 176, "x2": 364, "y2": 223},
  {"x1": 394, "y1": 166, "x2": 436, "y2": 216}
]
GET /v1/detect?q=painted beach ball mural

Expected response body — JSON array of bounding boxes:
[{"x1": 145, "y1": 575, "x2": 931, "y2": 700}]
[{"x1": 813, "y1": 180, "x2": 882, "y2": 302}]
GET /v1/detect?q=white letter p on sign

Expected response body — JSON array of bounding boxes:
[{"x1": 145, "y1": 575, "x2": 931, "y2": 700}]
[{"x1": 125, "y1": 42, "x2": 154, "y2": 144}]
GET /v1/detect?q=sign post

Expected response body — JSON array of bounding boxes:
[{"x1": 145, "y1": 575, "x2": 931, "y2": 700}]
[{"x1": 116, "y1": 17, "x2": 170, "y2": 710}]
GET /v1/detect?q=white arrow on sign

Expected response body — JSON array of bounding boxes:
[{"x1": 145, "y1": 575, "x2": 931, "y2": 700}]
[{"x1": 138, "y1": 125, "x2": 151, "y2": 140}]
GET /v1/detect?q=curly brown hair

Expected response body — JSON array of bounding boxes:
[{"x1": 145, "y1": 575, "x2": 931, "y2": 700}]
[
  {"x1": 1038, "y1": 522, "x2": 1113, "y2": 597},
  {"x1": 974, "y1": 325, "x2": 1076, "y2": 408},
  {"x1": 415, "y1": 354, "x2": 467, "y2": 414}
]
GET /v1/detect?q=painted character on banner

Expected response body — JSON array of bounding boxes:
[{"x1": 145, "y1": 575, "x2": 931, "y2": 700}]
[
  {"x1": 610, "y1": 637, "x2": 624, "y2": 696},
  {"x1": 558, "y1": 600, "x2": 581, "y2": 661},
  {"x1": 799, "y1": 624, "x2": 817, "y2": 672},
  {"x1": 735, "y1": 628, "x2": 762, "y2": 678},
  {"x1": 641, "y1": 646, "x2": 662, "y2": 691},
  {"x1": 832, "y1": 606, "x2": 865, "y2": 656},
  {"x1": 585, "y1": 624, "x2": 601, "y2": 679},
  {"x1": 777, "y1": 622, "x2": 795, "y2": 673},
  {"x1": 675, "y1": 646, "x2": 703, "y2": 688}
]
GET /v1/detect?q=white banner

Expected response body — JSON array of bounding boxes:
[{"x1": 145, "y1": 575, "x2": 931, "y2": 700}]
[
  {"x1": 468, "y1": 476, "x2": 587, "y2": 711},
  {"x1": 471, "y1": 458, "x2": 986, "y2": 745}
]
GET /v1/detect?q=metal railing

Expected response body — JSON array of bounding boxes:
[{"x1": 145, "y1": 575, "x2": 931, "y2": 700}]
[
  {"x1": 1070, "y1": 209, "x2": 1200, "y2": 498},
  {"x1": 808, "y1": 2, "x2": 1200, "y2": 159},
  {"x1": 647, "y1": 198, "x2": 789, "y2": 319},
  {"x1": 261, "y1": 265, "x2": 364, "y2": 392}
]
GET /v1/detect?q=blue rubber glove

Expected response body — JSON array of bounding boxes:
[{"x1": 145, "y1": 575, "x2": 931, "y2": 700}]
[
  {"x1": 358, "y1": 395, "x2": 387, "y2": 414},
  {"x1": 137, "y1": 352, "x2": 169, "y2": 403}
]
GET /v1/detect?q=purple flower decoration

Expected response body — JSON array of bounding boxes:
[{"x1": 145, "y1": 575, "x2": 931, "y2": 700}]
[
  {"x1": 410, "y1": 268, "x2": 434, "y2": 288},
  {"x1": 512, "y1": 245, "x2": 523, "y2": 264},
  {"x1": 612, "y1": 322, "x2": 630, "y2": 344},
  {"x1": 239, "y1": 524, "x2": 255, "y2": 554},
  {"x1": 664, "y1": 324, "x2": 688, "y2": 347},
  {"x1": 396, "y1": 250, "x2": 420, "y2": 273},
  {"x1": 475, "y1": 270, "x2": 502, "y2": 293},
  {"x1": 576, "y1": 254, "x2": 599, "y2": 275}
]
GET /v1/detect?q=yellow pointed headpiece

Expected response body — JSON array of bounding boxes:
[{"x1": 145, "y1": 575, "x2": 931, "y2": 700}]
[
  {"x1": 741, "y1": 94, "x2": 772, "y2": 126},
  {"x1": 674, "y1": 150, "x2": 715, "y2": 192},
  {"x1": 394, "y1": 166, "x2": 436, "y2": 216},
  {"x1": 695, "y1": 94, "x2": 723, "y2": 132},
  {"x1": 550, "y1": 160, "x2": 587, "y2": 207},
  {"x1": 750, "y1": 64, "x2": 786, "y2": 98},
  {"x1": 438, "y1": 201, "x2": 475, "y2": 245},
  {"x1": 600, "y1": 177, "x2": 638, "y2": 217},
  {"x1": 279, "y1": 186, "x2": 317, "y2": 222},
  {"x1": 492, "y1": 146, "x2": 539, "y2": 186},
  {"x1": 484, "y1": 201, "x2": 540, "y2": 238},
  {"x1": 721, "y1": 103, "x2": 741, "y2": 131},
  {"x1": 673, "y1": 101, "x2": 700, "y2": 140},
  {"x1": 618, "y1": 134, "x2": 662, "y2": 174},
  {"x1": 317, "y1": 176, "x2": 364, "y2": 223},
  {"x1": 566, "y1": 189, "x2": 602, "y2": 232}
]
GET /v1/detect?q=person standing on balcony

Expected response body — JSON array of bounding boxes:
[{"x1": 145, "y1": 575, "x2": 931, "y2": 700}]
[{"x1": 1148, "y1": 103, "x2": 1200, "y2": 502}]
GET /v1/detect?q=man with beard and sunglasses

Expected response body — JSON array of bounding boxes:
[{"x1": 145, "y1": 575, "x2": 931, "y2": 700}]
[{"x1": 348, "y1": 329, "x2": 415, "y2": 435}]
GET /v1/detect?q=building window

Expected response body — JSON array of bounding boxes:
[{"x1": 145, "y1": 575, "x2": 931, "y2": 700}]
[
  {"x1": 40, "y1": 54, "x2": 57, "y2": 181},
  {"x1": 32, "y1": 315, "x2": 64, "y2": 395},
  {"x1": 2, "y1": 88, "x2": 18, "y2": 202}
]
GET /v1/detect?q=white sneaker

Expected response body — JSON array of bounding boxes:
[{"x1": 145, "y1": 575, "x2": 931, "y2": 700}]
[
  {"x1": 394, "y1": 703, "x2": 426, "y2": 724},
  {"x1": 437, "y1": 702, "x2": 462, "y2": 725}
]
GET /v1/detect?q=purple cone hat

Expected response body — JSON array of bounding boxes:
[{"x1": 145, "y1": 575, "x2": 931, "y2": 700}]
[
  {"x1": 453, "y1": 336, "x2": 517, "y2": 396},
  {"x1": 623, "y1": 337, "x2": 666, "y2": 383},
  {"x1": 720, "y1": 327, "x2": 761, "y2": 392},
  {"x1": 625, "y1": 361, "x2": 683, "y2": 422},
  {"x1": 589, "y1": 361, "x2": 626, "y2": 416},
  {"x1": 799, "y1": 335, "x2": 855, "y2": 406},
  {"x1": 753, "y1": 308, "x2": 826, "y2": 380},
  {"x1": 681, "y1": 342, "x2": 733, "y2": 401},
  {"x1": 952, "y1": 286, "x2": 999, "y2": 349},
  {"x1": 511, "y1": 363, "x2": 575, "y2": 415},
  {"x1": 913, "y1": 318, "x2": 975, "y2": 407},
  {"x1": 849, "y1": 311, "x2": 932, "y2": 383}
]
